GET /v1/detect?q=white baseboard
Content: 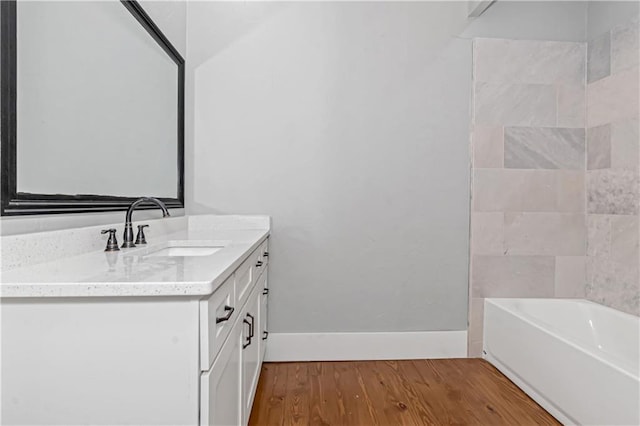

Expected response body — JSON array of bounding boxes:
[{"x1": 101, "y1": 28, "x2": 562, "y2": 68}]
[{"x1": 264, "y1": 330, "x2": 467, "y2": 362}]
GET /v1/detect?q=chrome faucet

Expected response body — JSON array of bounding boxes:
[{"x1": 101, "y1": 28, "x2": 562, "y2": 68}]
[{"x1": 121, "y1": 197, "x2": 170, "y2": 248}]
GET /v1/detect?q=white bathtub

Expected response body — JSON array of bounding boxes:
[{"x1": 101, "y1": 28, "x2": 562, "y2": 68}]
[{"x1": 483, "y1": 298, "x2": 639, "y2": 426}]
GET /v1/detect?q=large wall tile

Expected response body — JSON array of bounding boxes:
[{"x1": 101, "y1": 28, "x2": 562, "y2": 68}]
[
  {"x1": 555, "y1": 256, "x2": 587, "y2": 298},
  {"x1": 473, "y1": 169, "x2": 555, "y2": 212},
  {"x1": 556, "y1": 170, "x2": 586, "y2": 213},
  {"x1": 587, "y1": 67, "x2": 640, "y2": 127},
  {"x1": 475, "y1": 82, "x2": 556, "y2": 126},
  {"x1": 471, "y1": 255, "x2": 555, "y2": 297},
  {"x1": 472, "y1": 126, "x2": 503, "y2": 168},
  {"x1": 504, "y1": 213, "x2": 586, "y2": 256},
  {"x1": 587, "y1": 124, "x2": 611, "y2": 170},
  {"x1": 473, "y1": 169, "x2": 584, "y2": 212},
  {"x1": 587, "y1": 31, "x2": 611, "y2": 83},
  {"x1": 587, "y1": 169, "x2": 640, "y2": 214},
  {"x1": 587, "y1": 214, "x2": 611, "y2": 257},
  {"x1": 611, "y1": 19, "x2": 640, "y2": 74},
  {"x1": 474, "y1": 38, "x2": 584, "y2": 85},
  {"x1": 505, "y1": 127, "x2": 585, "y2": 170},
  {"x1": 610, "y1": 215, "x2": 640, "y2": 266},
  {"x1": 471, "y1": 212, "x2": 504, "y2": 255},
  {"x1": 586, "y1": 256, "x2": 640, "y2": 315},
  {"x1": 611, "y1": 118, "x2": 639, "y2": 170},
  {"x1": 557, "y1": 84, "x2": 586, "y2": 128}
]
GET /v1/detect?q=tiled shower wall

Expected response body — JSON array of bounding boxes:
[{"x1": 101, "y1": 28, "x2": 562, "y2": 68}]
[
  {"x1": 585, "y1": 18, "x2": 639, "y2": 316},
  {"x1": 468, "y1": 38, "x2": 587, "y2": 356},
  {"x1": 468, "y1": 18, "x2": 640, "y2": 356}
]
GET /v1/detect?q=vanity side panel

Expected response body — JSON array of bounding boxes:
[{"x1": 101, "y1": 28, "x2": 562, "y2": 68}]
[{"x1": 1, "y1": 297, "x2": 200, "y2": 425}]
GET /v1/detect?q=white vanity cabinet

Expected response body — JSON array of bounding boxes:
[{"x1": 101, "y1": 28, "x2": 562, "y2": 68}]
[
  {"x1": 1, "y1": 236, "x2": 270, "y2": 426},
  {"x1": 200, "y1": 246, "x2": 268, "y2": 426},
  {"x1": 199, "y1": 238, "x2": 270, "y2": 426},
  {"x1": 241, "y1": 284, "x2": 263, "y2": 423}
]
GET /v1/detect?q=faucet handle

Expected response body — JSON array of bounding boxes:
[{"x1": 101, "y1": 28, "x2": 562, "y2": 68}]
[
  {"x1": 101, "y1": 229, "x2": 120, "y2": 252},
  {"x1": 135, "y1": 224, "x2": 150, "y2": 245}
]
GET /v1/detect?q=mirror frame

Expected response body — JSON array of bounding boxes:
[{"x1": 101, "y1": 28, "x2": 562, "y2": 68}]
[{"x1": 0, "y1": 0, "x2": 185, "y2": 216}]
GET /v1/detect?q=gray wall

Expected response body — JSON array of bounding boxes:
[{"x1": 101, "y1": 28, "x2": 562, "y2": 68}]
[{"x1": 186, "y1": 2, "x2": 472, "y2": 333}]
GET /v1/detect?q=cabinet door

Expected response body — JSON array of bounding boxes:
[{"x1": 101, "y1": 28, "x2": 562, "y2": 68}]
[
  {"x1": 241, "y1": 287, "x2": 262, "y2": 424},
  {"x1": 200, "y1": 325, "x2": 242, "y2": 426}
]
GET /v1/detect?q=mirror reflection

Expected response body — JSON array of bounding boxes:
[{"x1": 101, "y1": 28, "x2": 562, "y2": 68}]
[{"x1": 3, "y1": 0, "x2": 184, "y2": 214}]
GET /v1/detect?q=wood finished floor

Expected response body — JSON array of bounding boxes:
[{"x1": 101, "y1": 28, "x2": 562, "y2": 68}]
[{"x1": 248, "y1": 359, "x2": 559, "y2": 426}]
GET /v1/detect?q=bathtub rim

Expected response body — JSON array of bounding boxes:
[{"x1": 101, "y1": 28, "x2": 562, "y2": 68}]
[{"x1": 484, "y1": 297, "x2": 640, "y2": 380}]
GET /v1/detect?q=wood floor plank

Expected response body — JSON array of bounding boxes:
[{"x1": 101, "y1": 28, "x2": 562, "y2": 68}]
[
  {"x1": 309, "y1": 362, "x2": 343, "y2": 426},
  {"x1": 249, "y1": 362, "x2": 288, "y2": 426},
  {"x1": 353, "y1": 361, "x2": 406, "y2": 425},
  {"x1": 249, "y1": 359, "x2": 560, "y2": 426},
  {"x1": 407, "y1": 359, "x2": 471, "y2": 424},
  {"x1": 417, "y1": 359, "x2": 504, "y2": 425},
  {"x1": 393, "y1": 360, "x2": 444, "y2": 424},
  {"x1": 283, "y1": 362, "x2": 310, "y2": 426},
  {"x1": 374, "y1": 360, "x2": 439, "y2": 425},
  {"x1": 331, "y1": 361, "x2": 376, "y2": 425}
]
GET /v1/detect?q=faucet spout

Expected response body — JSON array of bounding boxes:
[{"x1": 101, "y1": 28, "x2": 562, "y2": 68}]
[{"x1": 121, "y1": 197, "x2": 170, "y2": 248}]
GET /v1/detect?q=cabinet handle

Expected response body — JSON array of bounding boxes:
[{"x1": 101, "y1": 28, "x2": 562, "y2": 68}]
[
  {"x1": 262, "y1": 288, "x2": 269, "y2": 295},
  {"x1": 262, "y1": 331, "x2": 269, "y2": 340},
  {"x1": 243, "y1": 318, "x2": 252, "y2": 349},
  {"x1": 247, "y1": 313, "x2": 255, "y2": 338},
  {"x1": 263, "y1": 252, "x2": 269, "y2": 257},
  {"x1": 256, "y1": 260, "x2": 263, "y2": 267},
  {"x1": 215, "y1": 305, "x2": 234, "y2": 324}
]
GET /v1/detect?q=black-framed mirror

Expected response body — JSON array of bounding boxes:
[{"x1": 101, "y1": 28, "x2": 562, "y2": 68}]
[{"x1": 1, "y1": 0, "x2": 184, "y2": 216}]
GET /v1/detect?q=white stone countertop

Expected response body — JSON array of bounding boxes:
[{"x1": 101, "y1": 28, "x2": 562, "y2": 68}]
[{"x1": 0, "y1": 223, "x2": 269, "y2": 298}]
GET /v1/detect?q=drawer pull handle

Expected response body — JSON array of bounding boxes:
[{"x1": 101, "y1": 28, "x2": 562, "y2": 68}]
[
  {"x1": 215, "y1": 305, "x2": 234, "y2": 324},
  {"x1": 242, "y1": 318, "x2": 252, "y2": 349},
  {"x1": 256, "y1": 260, "x2": 264, "y2": 267},
  {"x1": 262, "y1": 331, "x2": 269, "y2": 340},
  {"x1": 262, "y1": 288, "x2": 269, "y2": 295},
  {"x1": 246, "y1": 313, "x2": 255, "y2": 338}
]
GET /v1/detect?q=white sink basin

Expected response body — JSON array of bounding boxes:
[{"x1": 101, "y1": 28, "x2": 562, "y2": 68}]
[
  {"x1": 126, "y1": 240, "x2": 230, "y2": 257},
  {"x1": 146, "y1": 246, "x2": 224, "y2": 257}
]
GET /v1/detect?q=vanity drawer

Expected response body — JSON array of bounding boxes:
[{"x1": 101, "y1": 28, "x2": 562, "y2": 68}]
[{"x1": 200, "y1": 275, "x2": 236, "y2": 371}]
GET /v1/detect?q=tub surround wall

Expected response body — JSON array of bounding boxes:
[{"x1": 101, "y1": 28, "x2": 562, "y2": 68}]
[
  {"x1": 470, "y1": 12, "x2": 640, "y2": 356},
  {"x1": 469, "y1": 38, "x2": 587, "y2": 356},
  {"x1": 585, "y1": 18, "x2": 640, "y2": 316}
]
